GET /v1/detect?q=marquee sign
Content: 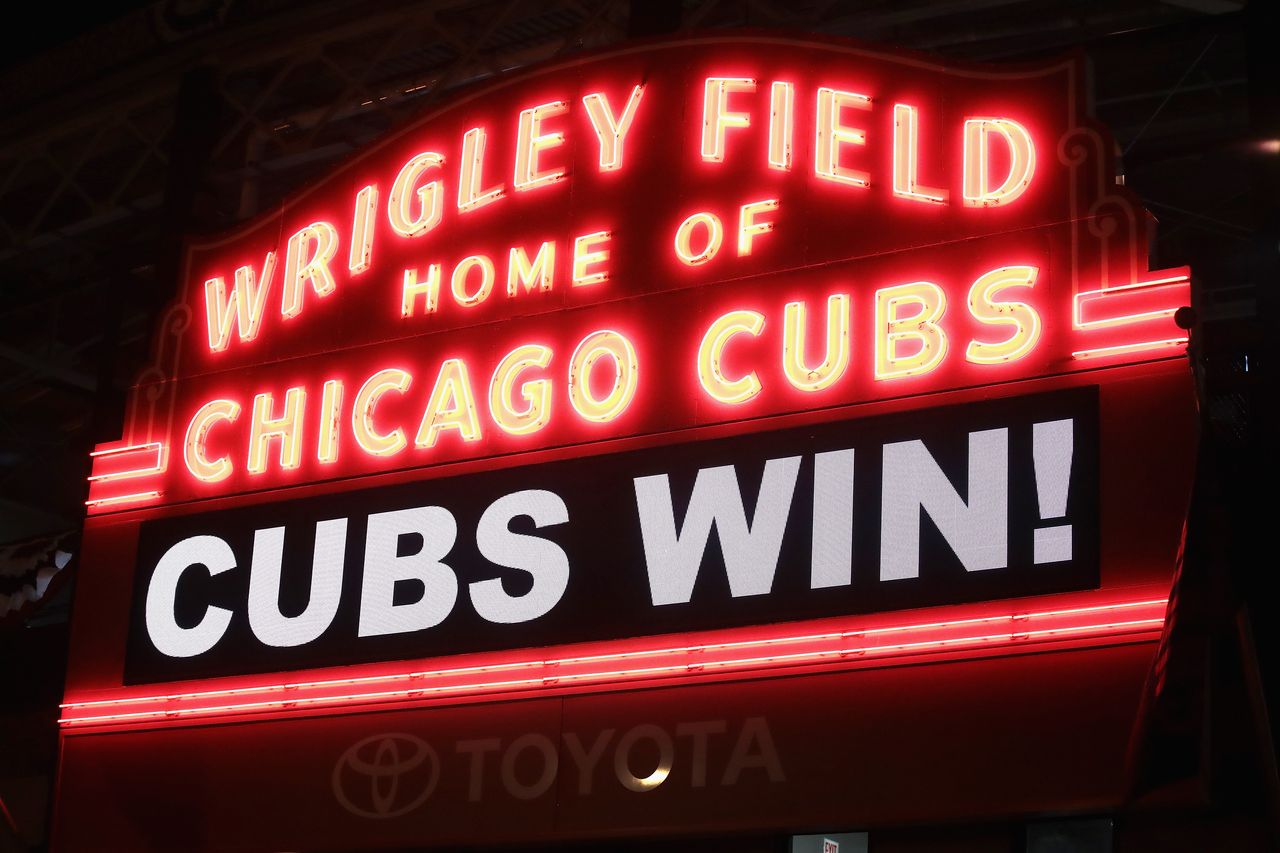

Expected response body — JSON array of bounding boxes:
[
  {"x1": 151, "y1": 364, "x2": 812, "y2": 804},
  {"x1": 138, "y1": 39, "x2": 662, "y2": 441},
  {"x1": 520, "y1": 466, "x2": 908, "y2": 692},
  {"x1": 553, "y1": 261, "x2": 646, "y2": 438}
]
[{"x1": 65, "y1": 34, "x2": 1192, "y2": 732}]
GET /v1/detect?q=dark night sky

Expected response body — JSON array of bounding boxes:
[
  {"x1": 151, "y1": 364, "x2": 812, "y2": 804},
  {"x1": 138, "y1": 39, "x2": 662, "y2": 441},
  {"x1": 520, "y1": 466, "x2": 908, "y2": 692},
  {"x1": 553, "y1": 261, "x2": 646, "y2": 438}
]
[{"x1": 1, "y1": 1, "x2": 153, "y2": 70}]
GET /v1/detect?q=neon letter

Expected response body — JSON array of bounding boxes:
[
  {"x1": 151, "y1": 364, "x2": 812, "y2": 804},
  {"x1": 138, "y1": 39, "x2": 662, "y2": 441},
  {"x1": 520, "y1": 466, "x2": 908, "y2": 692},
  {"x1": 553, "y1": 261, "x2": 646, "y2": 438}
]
[
  {"x1": 184, "y1": 399, "x2": 240, "y2": 482},
  {"x1": 815, "y1": 87, "x2": 871, "y2": 188},
  {"x1": 963, "y1": 118, "x2": 1035, "y2": 207},
  {"x1": 508, "y1": 242, "x2": 556, "y2": 295},
  {"x1": 281, "y1": 222, "x2": 339, "y2": 319},
  {"x1": 572, "y1": 231, "x2": 611, "y2": 287},
  {"x1": 702, "y1": 77, "x2": 756, "y2": 162},
  {"x1": 247, "y1": 387, "x2": 305, "y2": 474},
  {"x1": 737, "y1": 199, "x2": 778, "y2": 256},
  {"x1": 349, "y1": 184, "x2": 378, "y2": 273},
  {"x1": 966, "y1": 265, "x2": 1041, "y2": 363},
  {"x1": 490, "y1": 344, "x2": 553, "y2": 435},
  {"x1": 783, "y1": 294, "x2": 850, "y2": 392},
  {"x1": 416, "y1": 358, "x2": 482, "y2": 447},
  {"x1": 204, "y1": 252, "x2": 277, "y2": 352},
  {"x1": 874, "y1": 282, "x2": 948, "y2": 380},
  {"x1": 582, "y1": 85, "x2": 644, "y2": 171},
  {"x1": 388, "y1": 151, "x2": 444, "y2": 236},
  {"x1": 768, "y1": 81, "x2": 794, "y2": 171},
  {"x1": 515, "y1": 101, "x2": 568, "y2": 192},
  {"x1": 402, "y1": 264, "x2": 441, "y2": 317},
  {"x1": 892, "y1": 104, "x2": 948, "y2": 204},
  {"x1": 451, "y1": 255, "x2": 495, "y2": 307},
  {"x1": 317, "y1": 379, "x2": 343, "y2": 464},
  {"x1": 458, "y1": 127, "x2": 504, "y2": 212},
  {"x1": 353, "y1": 368, "x2": 411, "y2": 457},
  {"x1": 568, "y1": 330, "x2": 638, "y2": 423},
  {"x1": 698, "y1": 310, "x2": 764, "y2": 404},
  {"x1": 675, "y1": 212, "x2": 723, "y2": 266}
]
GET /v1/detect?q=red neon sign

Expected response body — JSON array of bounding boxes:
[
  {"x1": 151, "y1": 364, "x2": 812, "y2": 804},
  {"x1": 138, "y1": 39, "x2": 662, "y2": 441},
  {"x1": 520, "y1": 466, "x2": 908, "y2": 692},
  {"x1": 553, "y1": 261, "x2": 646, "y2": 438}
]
[
  {"x1": 84, "y1": 36, "x2": 1189, "y2": 512},
  {"x1": 60, "y1": 593, "x2": 1165, "y2": 729}
]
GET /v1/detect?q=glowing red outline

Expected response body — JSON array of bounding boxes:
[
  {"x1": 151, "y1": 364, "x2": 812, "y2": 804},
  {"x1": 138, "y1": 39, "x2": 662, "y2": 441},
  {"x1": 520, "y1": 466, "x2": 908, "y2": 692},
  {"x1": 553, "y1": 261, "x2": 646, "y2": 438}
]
[
  {"x1": 83, "y1": 490, "x2": 161, "y2": 509},
  {"x1": 1071, "y1": 338, "x2": 1188, "y2": 360},
  {"x1": 1072, "y1": 274, "x2": 1190, "y2": 331},
  {"x1": 60, "y1": 597, "x2": 1165, "y2": 727},
  {"x1": 86, "y1": 442, "x2": 166, "y2": 482}
]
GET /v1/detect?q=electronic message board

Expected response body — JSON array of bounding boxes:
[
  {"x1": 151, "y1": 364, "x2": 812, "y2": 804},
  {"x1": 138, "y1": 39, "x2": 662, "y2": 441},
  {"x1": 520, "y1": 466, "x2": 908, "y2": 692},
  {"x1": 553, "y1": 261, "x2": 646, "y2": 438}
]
[{"x1": 124, "y1": 388, "x2": 1098, "y2": 683}]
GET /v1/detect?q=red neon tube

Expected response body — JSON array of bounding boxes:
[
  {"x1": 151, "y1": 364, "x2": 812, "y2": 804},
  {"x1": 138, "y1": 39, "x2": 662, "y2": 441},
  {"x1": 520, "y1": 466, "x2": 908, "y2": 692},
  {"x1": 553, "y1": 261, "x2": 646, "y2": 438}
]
[{"x1": 60, "y1": 596, "x2": 1167, "y2": 729}]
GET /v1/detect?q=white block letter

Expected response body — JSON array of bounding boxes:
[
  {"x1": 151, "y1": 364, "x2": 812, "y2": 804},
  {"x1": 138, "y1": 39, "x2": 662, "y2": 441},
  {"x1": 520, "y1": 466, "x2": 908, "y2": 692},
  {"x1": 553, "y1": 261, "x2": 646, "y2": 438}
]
[
  {"x1": 880, "y1": 428, "x2": 1008, "y2": 580},
  {"x1": 247, "y1": 519, "x2": 347, "y2": 647},
  {"x1": 358, "y1": 506, "x2": 459, "y2": 637},
  {"x1": 634, "y1": 457, "x2": 800, "y2": 605},
  {"x1": 812, "y1": 448, "x2": 855, "y2": 588},
  {"x1": 145, "y1": 535, "x2": 236, "y2": 658},
  {"x1": 471, "y1": 489, "x2": 571, "y2": 623}
]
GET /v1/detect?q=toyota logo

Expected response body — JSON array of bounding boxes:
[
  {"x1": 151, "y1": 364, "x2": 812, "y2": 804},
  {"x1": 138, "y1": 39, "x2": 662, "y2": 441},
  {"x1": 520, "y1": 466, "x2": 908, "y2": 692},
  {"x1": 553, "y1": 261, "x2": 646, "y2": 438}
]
[{"x1": 332, "y1": 733, "x2": 440, "y2": 819}]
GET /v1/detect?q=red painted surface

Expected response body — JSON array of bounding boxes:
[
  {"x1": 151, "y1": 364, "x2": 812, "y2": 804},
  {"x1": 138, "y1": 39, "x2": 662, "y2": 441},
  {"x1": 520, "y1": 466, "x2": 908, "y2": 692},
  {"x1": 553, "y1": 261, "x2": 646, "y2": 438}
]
[{"x1": 55, "y1": 643, "x2": 1156, "y2": 851}]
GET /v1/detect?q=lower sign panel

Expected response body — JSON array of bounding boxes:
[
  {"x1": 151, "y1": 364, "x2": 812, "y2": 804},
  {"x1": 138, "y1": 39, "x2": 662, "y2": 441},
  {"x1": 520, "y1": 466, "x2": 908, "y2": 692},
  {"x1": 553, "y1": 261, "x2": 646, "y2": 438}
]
[
  {"x1": 60, "y1": 644, "x2": 1150, "y2": 851},
  {"x1": 126, "y1": 388, "x2": 1099, "y2": 684}
]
